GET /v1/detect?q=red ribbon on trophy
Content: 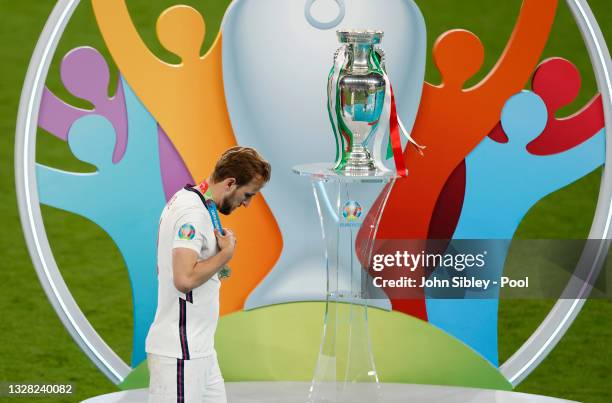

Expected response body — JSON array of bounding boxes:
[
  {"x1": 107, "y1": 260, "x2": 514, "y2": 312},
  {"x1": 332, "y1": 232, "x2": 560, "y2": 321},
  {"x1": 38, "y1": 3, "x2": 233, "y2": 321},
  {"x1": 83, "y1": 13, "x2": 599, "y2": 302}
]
[{"x1": 389, "y1": 86, "x2": 408, "y2": 177}]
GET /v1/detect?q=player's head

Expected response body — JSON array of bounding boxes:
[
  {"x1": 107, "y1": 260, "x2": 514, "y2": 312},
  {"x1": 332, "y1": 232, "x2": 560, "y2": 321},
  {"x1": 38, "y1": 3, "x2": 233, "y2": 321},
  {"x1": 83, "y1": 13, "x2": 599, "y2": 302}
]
[{"x1": 210, "y1": 147, "x2": 271, "y2": 215}]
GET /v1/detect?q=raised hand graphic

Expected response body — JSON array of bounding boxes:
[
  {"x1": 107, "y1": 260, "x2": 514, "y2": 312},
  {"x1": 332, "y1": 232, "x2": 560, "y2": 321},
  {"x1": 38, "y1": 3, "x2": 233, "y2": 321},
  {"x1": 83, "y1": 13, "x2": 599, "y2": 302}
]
[
  {"x1": 38, "y1": 45, "x2": 193, "y2": 200},
  {"x1": 36, "y1": 78, "x2": 167, "y2": 366},
  {"x1": 91, "y1": 1, "x2": 283, "y2": 314},
  {"x1": 359, "y1": 0, "x2": 558, "y2": 319},
  {"x1": 426, "y1": 89, "x2": 604, "y2": 366}
]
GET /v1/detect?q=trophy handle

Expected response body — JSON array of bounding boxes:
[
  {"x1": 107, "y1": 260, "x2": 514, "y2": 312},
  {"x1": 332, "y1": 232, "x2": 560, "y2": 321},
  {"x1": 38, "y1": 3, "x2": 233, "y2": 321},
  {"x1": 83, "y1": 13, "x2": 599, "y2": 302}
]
[
  {"x1": 374, "y1": 47, "x2": 386, "y2": 71},
  {"x1": 333, "y1": 45, "x2": 348, "y2": 65}
]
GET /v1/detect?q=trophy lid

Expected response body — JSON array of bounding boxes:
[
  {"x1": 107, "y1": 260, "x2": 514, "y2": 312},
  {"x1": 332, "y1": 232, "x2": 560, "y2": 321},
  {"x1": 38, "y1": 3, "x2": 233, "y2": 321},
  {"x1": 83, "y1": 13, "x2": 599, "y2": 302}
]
[{"x1": 337, "y1": 29, "x2": 383, "y2": 44}]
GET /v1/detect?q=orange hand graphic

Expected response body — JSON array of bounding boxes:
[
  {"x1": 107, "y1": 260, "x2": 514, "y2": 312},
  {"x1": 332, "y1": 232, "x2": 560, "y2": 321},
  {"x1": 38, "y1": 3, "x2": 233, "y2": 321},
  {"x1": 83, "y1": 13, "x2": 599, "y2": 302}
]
[
  {"x1": 92, "y1": 1, "x2": 282, "y2": 315},
  {"x1": 362, "y1": 0, "x2": 558, "y2": 319}
]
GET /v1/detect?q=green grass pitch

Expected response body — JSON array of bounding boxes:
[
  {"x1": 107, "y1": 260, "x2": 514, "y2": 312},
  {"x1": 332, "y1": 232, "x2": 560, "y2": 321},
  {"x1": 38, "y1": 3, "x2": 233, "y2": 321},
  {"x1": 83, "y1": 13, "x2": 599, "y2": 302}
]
[{"x1": 0, "y1": 1, "x2": 611, "y2": 402}]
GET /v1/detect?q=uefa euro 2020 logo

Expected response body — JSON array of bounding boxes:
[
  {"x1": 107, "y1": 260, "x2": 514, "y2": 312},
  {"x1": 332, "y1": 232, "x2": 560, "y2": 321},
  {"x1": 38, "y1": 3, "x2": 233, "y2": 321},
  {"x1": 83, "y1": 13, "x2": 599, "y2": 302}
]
[
  {"x1": 342, "y1": 200, "x2": 362, "y2": 223},
  {"x1": 14, "y1": 0, "x2": 612, "y2": 393}
]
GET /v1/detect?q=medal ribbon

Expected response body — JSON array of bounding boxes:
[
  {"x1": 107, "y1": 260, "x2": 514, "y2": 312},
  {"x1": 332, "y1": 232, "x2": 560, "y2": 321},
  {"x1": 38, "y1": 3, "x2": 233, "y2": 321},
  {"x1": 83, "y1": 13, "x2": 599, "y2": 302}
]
[{"x1": 194, "y1": 181, "x2": 231, "y2": 279}]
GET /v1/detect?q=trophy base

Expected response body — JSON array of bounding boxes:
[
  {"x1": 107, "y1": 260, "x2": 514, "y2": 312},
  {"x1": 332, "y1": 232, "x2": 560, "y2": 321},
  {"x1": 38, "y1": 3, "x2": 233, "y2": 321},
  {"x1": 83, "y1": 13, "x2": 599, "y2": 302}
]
[{"x1": 340, "y1": 146, "x2": 376, "y2": 176}]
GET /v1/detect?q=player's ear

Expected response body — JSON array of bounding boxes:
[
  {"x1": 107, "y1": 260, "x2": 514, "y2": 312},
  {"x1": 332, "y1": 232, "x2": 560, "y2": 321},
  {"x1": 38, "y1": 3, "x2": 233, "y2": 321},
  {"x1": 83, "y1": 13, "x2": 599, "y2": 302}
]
[{"x1": 225, "y1": 177, "x2": 237, "y2": 190}]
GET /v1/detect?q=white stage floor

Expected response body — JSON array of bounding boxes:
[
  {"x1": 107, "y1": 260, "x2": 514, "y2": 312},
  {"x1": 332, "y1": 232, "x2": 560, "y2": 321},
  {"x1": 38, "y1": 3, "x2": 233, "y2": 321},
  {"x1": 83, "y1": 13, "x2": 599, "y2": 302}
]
[{"x1": 82, "y1": 382, "x2": 579, "y2": 402}]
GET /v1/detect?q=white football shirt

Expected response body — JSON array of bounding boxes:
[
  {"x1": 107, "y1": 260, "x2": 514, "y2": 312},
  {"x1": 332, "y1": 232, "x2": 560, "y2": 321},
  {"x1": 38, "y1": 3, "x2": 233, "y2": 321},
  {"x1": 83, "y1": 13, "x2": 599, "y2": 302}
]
[{"x1": 145, "y1": 186, "x2": 221, "y2": 360}]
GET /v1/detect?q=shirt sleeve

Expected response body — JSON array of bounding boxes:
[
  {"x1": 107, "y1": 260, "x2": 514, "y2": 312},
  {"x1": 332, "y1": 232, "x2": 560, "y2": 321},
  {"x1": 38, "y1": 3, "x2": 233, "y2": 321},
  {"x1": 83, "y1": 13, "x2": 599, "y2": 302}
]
[{"x1": 172, "y1": 210, "x2": 210, "y2": 254}]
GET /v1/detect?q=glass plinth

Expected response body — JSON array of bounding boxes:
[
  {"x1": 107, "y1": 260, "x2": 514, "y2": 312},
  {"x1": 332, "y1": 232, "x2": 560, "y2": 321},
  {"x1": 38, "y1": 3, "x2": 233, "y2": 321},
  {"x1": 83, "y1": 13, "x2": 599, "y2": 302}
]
[{"x1": 293, "y1": 163, "x2": 397, "y2": 403}]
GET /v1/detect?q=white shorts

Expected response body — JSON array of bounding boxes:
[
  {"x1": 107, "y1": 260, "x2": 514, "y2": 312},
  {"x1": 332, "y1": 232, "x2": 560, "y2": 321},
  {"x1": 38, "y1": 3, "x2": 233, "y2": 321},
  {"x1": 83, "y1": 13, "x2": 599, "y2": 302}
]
[{"x1": 147, "y1": 352, "x2": 227, "y2": 403}]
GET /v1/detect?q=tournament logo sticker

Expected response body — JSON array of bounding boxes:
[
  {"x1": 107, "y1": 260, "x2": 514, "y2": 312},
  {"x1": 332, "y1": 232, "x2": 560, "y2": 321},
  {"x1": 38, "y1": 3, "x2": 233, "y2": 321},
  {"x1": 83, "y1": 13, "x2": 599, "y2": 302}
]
[
  {"x1": 178, "y1": 223, "x2": 196, "y2": 240},
  {"x1": 342, "y1": 200, "x2": 362, "y2": 222}
]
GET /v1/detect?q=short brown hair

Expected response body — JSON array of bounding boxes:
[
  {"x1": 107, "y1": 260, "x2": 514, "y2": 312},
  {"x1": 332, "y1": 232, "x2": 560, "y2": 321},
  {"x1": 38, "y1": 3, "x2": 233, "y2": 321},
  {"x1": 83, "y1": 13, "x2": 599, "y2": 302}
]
[{"x1": 211, "y1": 146, "x2": 271, "y2": 186}]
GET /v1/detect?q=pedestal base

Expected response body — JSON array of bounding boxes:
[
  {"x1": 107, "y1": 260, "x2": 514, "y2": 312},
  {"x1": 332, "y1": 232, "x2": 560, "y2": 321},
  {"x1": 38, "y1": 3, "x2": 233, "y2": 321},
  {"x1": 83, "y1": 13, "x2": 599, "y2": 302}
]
[
  {"x1": 294, "y1": 164, "x2": 397, "y2": 403},
  {"x1": 82, "y1": 383, "x2": 579, "y2": 403}
]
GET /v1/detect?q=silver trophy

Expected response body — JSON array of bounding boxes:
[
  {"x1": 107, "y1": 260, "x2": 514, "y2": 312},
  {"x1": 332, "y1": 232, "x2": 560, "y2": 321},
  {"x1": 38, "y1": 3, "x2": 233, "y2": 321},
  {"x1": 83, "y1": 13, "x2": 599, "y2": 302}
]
[{"x1": 329, "y1": 30, "x2": 387, "y2": 175}]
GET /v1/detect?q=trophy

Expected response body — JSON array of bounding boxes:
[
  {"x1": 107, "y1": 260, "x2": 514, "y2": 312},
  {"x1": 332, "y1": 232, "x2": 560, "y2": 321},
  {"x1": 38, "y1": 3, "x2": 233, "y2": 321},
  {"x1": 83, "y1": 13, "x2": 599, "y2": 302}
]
[{"x1": 328, "y1": 30, "x2": 388, "y2": 175}]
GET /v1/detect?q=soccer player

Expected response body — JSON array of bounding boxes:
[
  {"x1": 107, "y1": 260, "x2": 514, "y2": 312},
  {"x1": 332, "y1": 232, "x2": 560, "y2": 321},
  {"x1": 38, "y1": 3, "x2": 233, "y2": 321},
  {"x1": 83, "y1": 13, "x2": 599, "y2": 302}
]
[{"x1": 145, "y1": 146, "x2": 271, "y2": 403}]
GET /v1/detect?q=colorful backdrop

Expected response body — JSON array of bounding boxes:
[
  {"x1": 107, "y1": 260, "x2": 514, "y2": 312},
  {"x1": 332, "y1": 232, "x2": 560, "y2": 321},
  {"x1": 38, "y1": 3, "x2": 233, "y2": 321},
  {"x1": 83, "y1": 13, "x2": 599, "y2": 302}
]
[{"x1": 2, "y1": 1, "x2": 612, "y2": 402}]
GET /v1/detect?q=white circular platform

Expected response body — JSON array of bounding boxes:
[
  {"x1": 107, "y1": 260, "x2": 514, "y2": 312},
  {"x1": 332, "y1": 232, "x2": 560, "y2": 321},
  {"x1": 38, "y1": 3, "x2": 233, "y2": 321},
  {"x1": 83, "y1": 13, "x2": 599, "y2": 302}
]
[{"x1": 82, "y1": 382, "x2": 579, "y2": 402}]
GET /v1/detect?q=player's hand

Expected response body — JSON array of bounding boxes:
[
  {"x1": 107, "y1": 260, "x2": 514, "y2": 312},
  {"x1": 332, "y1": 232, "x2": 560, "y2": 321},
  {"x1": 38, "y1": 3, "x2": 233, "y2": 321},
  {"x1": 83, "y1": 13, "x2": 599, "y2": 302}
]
[{"x1": 215, "y1": 228, "x2": 236, "y2": 257}]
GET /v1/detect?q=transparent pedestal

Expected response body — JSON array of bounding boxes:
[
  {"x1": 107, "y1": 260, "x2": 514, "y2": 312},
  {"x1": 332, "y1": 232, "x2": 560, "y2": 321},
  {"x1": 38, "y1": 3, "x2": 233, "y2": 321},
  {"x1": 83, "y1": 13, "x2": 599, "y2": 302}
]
[{"x1": 293, "y1": 163, "x2": 397, "y2": 403}]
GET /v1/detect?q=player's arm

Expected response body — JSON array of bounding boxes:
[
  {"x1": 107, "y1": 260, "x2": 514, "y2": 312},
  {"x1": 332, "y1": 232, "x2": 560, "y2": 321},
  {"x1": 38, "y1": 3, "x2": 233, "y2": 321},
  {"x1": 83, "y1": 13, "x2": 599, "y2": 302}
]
[{"x1": 173, "y1": 229, "x2": 236, "y2": 293}]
